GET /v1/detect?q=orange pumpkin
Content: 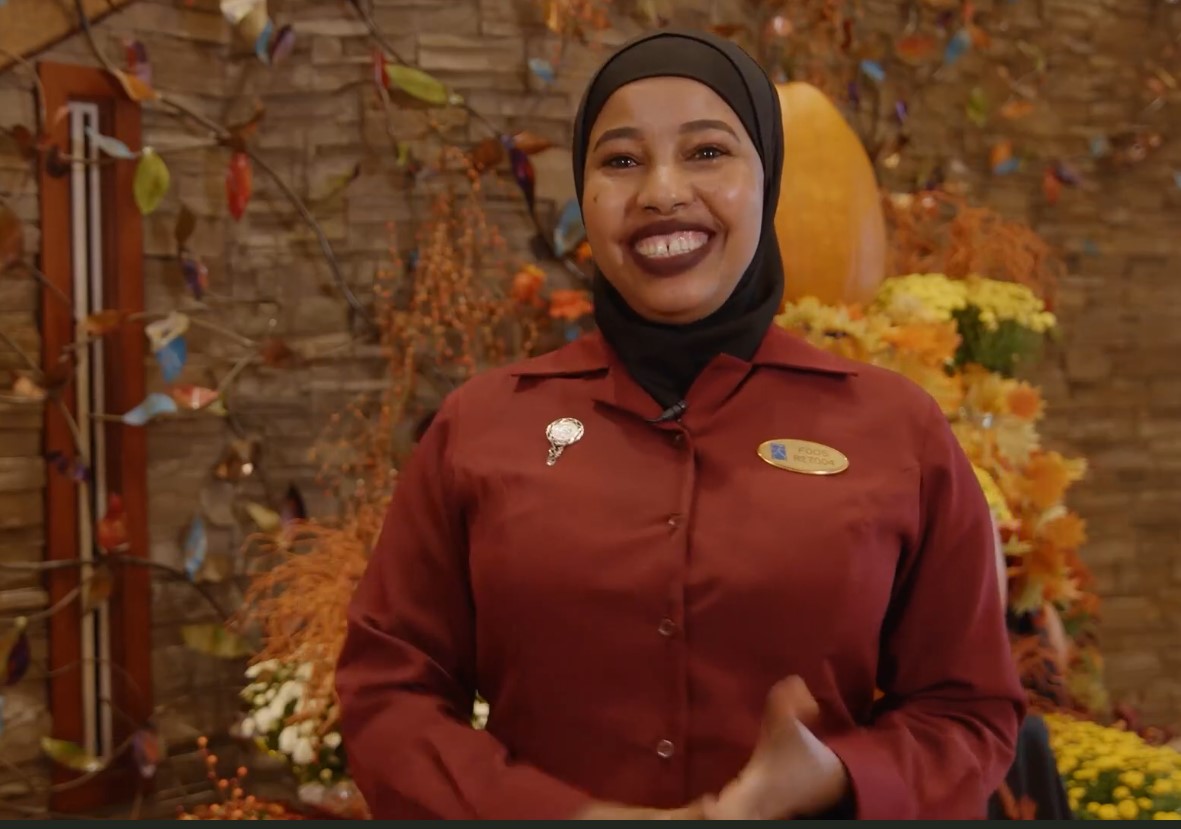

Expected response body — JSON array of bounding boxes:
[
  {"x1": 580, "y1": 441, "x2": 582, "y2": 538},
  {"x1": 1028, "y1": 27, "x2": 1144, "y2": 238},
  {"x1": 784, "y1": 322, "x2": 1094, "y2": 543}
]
[{"x1": 773, "y1": 82, "x2": 887, "y2": 307}]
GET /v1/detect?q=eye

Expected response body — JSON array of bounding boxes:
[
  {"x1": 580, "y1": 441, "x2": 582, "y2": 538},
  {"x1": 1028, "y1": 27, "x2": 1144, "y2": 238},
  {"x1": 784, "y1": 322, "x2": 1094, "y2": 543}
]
[
  {"x1": 603, "y1": 154, "x2": 638, "y2": 170},
  {"x1": 691, "y1": 144, "x2": 729, "y2": 161}
]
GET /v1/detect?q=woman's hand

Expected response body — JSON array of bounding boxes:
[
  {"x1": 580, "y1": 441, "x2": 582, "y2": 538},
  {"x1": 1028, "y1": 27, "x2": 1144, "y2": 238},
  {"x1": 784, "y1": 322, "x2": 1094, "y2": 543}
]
[
  {"x1": 575, "y1": 799, "x2": 711, "y2": 819},
  {"x1": 707, "y1": 676, "x2": 849, "y2": 820}
]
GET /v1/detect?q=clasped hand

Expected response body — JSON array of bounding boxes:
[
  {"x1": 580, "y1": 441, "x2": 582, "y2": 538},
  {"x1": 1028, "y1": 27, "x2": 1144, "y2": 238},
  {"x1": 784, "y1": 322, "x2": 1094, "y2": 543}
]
[{"x1": 579, "y1": 676, "x2": 849, "y2": 820}]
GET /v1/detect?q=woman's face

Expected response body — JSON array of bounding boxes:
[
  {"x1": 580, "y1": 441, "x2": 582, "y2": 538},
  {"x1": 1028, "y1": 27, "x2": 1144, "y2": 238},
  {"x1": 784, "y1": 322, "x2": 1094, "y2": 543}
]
[{"x1": 581, "y1": 76, "x2": 765, "y2": 324}]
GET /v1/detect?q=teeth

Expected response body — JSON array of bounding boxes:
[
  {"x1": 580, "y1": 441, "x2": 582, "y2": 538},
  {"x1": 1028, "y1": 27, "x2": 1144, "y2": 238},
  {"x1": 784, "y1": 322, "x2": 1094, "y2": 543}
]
[{"x1": 634, "y1": 231, "x2": 709, "y2": 259}]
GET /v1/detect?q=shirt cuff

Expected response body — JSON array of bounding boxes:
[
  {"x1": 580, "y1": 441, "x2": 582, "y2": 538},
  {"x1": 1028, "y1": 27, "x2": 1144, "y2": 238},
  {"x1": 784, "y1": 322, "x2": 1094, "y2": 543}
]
[{"x1": 822, "y1": 729, "x2": 913, "y2": 820}]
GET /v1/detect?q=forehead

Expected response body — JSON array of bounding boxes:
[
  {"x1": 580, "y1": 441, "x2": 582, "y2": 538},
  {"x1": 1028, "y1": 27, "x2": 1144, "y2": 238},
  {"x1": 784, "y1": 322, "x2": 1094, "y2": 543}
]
[{"x1": 589, "y1": 77, "x2": 745, "y2": 137}]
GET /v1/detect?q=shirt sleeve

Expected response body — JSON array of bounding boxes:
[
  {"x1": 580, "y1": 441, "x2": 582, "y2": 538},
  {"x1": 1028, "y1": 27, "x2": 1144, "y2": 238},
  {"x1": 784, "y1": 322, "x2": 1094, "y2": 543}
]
[
  {"x1": 333, "y1": 394, "x2": 594, "y2": 819},
  {"x1": 822, "y1": 395, "x2": 1027, "y2": 819}
]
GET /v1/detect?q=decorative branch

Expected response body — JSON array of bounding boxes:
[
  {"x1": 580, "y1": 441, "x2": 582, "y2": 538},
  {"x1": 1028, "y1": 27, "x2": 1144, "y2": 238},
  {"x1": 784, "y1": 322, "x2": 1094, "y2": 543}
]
[
  {"x1": 0, "y1": 555, "x2": 233, "y2": 622},
  {"x1": 69, "y1": 0, "x2": 375, "y2": 334}
]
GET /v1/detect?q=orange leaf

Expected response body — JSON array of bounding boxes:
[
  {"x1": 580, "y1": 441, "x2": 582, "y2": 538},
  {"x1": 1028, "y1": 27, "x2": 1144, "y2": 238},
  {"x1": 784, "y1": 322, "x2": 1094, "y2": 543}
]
[
  {"x1": 225, "y1": 152, "x2": 252, "y2": 221},
  {"x1": 82, "y1": 310, "x2": 124, "y2": 336},
  {"x1": 259, "y1": 337, "x2": 298, "y2": 368},
  {"x1": 11, "y1": 375, "x2": 46, "y2": 401},
  {"x1": 894, "y1": 33, "x2": 938, "y2": 62},
  {"x1": 989, "y1": 140, "x2": 1013, "y2": 171},
  {"x1": 999, "y1": 99, "x2": 1035, "y2": 119},
  {"x1": 112, "y1": 69, "x2": 159, "y2": 103},
  {"x1": 511, "y1": 131, "x2": 553, "y2": 155},
  {"x1": 84, "y1": 564, "x2": 114, "y2": 612},
  {"x1": 1042, "y1": 166, "x2": 1062, "y2": 206},
  {"x1": 171, "y1": 385, "x2": 220, "y2": 411},
  {"x1": 470, "y1": 136, "x2": 505, "y2": 172}
]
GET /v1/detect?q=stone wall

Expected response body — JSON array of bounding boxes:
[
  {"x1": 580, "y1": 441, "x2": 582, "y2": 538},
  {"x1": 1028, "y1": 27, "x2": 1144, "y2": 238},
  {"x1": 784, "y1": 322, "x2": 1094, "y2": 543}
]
[{"x1": 0, "y1": 0, "x2": 1179, "y2": 814}]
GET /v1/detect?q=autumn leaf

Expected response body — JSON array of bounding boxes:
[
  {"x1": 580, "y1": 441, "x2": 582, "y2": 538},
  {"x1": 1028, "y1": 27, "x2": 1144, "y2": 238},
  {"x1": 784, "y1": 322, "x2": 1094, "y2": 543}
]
[
  {"x1": 999, "y1": 99, "x2": 1036, "y2": 120},
  {"x1": 111, "y1": 68, "x2": 160, "y2": 103},
  {"x1": 244, "y1": 501, "x2": 282, "y2": 533},
  {"x1": 42, "y1": 738, "x2": 103, "y2": 774},
  {"x1": 1, "y1": 617, "x2": 31, "y2": 686},
  {"x1": 225, "y1": 152, "x2": 252, "y2": 221},
  {"x1": 175, "y1": 203, "x2": 197, "y2": 250},
  {"x1": 259, "y1": 337, "x2": 298, "y2": 368},
  {"x1": 171, "y1": 384, "x2": 220, "y2": 411},
  {"x1": 0, "y1": 204, "x2": 24, "y2": 271},
  {"x1": 181, "y1": 624, "x2": 253, "y2": 659},
  {"x1": 83, "y1": 564, "x2": 114, "y2": 613},
  {"x1": 133, "y1": 149, "x2": 171, "y2": 215},
  {"x1": 385, "y1": 64, "x2": 460, "y2": 107},
  {"x1": 11, "y1": 375, "x2": 46, "y2": 401},
  {"x1": 470, "y1": 136, "x2": 505, "y2": 172},
  {"x1": 226, "y1": 102, "x2": 266, "y2": 151},
  {"x1": 81, "y1": 310, "x2": 124, "y2": 336},
  {"x1": 511, "y1": 131, "x2": 553, "y2": 155}
]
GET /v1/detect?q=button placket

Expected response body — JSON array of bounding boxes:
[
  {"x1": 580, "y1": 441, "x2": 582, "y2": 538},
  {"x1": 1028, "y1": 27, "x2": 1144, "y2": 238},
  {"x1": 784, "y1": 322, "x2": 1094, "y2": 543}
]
[{"x1": 656, "y1": 739, "x2": 675, "y2": 759}]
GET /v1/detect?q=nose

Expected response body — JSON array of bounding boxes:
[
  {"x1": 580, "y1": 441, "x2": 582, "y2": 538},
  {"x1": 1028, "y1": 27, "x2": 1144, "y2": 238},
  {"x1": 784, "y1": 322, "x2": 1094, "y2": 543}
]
[{"x1": 636, "y1": 162, "x2": 689, "y2": 214}]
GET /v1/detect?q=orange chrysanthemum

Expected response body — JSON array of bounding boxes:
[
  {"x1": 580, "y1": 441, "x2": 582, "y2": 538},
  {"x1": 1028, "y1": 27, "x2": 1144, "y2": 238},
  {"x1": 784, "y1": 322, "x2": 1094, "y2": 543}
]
[{"x1": 1007, "y1": 383, "x2": 1044, "y2": 421}]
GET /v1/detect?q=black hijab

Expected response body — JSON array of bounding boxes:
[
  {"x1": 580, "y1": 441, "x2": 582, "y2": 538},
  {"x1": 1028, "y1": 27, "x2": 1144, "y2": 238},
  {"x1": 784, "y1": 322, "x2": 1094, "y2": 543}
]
[{"x1": 572, "y1": 29, "x2": 785, "y2": 409}]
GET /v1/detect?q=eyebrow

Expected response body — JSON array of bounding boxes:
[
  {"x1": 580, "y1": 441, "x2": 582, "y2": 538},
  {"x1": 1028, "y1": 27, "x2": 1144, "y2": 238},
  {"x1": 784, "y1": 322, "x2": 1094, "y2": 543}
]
[{"x1": 591, "y1": 119, "x2": 740, "y2": 152}]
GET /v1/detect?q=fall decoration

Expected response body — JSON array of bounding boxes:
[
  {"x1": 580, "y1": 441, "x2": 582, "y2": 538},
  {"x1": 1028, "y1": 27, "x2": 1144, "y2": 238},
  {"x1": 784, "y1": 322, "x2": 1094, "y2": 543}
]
[
  {"x1": 776, "y1": 272, "x2": 1103, "y2": 713},
  {"x1": 774, "y1": 82, "x2": 887, "y2": 306},
  {"x1": 1046, "y1": 713, "x2": 1181, "y2": 819}
]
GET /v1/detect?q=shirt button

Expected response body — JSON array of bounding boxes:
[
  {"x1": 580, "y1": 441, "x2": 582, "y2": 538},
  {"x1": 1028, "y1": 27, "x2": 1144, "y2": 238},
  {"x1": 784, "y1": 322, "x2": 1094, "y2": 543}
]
[
  {"x1": 671, "y1": 432, "x2": 684, "y2": 445},
  {"x1": 658, "y1": 618, "x2": 677, "y2": 637},
  {"x1": 656, "y1": 739, "x2": 675, "y2": 759},
  {"x1": 666, "y1": 514, "x2": 682, "y2": 528}
]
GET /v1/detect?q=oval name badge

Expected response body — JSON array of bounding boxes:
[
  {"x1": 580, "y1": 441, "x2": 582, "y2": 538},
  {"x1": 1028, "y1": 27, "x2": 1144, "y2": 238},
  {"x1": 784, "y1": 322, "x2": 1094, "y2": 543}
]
[{"x1": 757, "y1": 439, "x2": 849, "y2": 476}]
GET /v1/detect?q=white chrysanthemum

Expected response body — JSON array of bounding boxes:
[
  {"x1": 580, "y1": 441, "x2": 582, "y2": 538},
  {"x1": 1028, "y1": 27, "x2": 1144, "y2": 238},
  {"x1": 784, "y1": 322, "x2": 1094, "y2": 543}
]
[
  {"x1": 253, "y1": 709, "x2": 276, "y2": 735},
  {"x1": 292, "y1": 738, "x2": 316, "y2": 765},
  {"x1": 296, "y1": 663, "x2": 314, "y2": 681},
  {"x1": 323, "y1": 732, "x2": 341, "y2": 749},
  {"x1": 279, "y1": 725, "x2": 299, "y2": 754},
  {"x1": 239, "y1": 716, "x2": 256, "y2": 738}
]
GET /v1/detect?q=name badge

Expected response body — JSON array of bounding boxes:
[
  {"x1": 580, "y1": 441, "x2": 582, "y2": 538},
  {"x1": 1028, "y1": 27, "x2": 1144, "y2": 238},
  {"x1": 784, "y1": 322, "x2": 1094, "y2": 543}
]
[{"x1": 757, "y1": 439, "x2": 849, "y2": 476}]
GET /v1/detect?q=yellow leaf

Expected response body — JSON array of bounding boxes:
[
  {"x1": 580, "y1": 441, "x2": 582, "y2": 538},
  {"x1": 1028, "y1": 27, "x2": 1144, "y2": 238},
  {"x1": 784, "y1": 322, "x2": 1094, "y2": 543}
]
[
  {"x1": 244, "y1": 501, "x2": 281, "y2": 533},
  {"x1": 41, "y1": 737, "x2": 103, "y2": 773},
  {"x1": 181, "y1": 624, "x2": 253, "y2": 659},
  {"x1": 133, "y1": 149, "x2": 170, "y2": 215},
  {"x1": 384, "y1": 64, "x2": 457, "y2": 107}
]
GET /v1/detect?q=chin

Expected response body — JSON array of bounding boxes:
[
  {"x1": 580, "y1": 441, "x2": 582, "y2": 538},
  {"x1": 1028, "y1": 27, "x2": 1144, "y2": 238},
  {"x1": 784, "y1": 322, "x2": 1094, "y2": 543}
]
[{"x1": 633, "y1": 293, "x2": 721, "y2": 324}]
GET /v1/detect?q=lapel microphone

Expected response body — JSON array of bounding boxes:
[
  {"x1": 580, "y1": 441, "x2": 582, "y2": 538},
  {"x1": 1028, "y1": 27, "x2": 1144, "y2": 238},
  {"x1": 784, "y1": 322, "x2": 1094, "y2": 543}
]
[{"x1": 647, "y1": 400, "x2": 687, "y2": 424}]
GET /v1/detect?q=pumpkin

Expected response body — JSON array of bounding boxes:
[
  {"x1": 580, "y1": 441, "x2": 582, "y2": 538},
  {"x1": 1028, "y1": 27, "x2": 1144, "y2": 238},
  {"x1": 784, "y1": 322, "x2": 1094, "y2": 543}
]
[{"x1": 773, "y1": 82, "x2": 887, "y2": 307}]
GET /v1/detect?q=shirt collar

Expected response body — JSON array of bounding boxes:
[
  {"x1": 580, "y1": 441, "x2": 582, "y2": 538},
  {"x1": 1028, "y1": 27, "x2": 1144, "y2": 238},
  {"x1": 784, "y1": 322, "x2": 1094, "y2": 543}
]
[{"x1": 509, "y1": 326, "x2": 858, "y2": 379}]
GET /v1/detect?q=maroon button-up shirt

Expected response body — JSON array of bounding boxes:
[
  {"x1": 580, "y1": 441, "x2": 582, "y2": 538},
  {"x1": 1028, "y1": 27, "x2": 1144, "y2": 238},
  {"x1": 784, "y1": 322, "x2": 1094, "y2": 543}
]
[{"x1": 335, "y1": 326, "x2": 1025, "y2": 819}]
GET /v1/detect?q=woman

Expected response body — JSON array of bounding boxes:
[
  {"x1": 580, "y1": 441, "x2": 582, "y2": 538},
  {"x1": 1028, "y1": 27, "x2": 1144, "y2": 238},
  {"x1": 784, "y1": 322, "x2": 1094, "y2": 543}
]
[{"x1": 335, "y1": 29, "x2": 1025, "y2": 820}]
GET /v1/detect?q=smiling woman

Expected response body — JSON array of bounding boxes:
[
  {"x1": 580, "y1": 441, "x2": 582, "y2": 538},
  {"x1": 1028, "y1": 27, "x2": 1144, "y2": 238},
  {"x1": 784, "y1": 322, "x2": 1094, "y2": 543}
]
[
  {"x1": 335, "y1": 29, "x2": 1025, "y2": 822},
  {"x1": 580, "y1": 82, "x2": 764, "y2": 324}
]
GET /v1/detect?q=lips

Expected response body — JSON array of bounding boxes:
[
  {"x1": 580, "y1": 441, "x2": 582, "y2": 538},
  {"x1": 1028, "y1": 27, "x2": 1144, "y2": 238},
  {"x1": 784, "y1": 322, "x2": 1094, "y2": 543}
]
[{"x1": 627, "y1": 219, "x2": 717, "y2": 277}]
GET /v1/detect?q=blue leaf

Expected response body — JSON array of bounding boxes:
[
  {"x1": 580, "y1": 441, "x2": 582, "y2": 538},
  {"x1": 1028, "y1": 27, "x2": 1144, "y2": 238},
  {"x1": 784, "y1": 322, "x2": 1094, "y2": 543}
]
[
  {"x1": 85, "y1": 127, "x2": 137, "y2": 160},
  {"x1": 943, "y1": 29, "x2": 971, "y2": 66},
  {"x1": 155, "y1": 336, "x2": 187, "y2": 383},
  {"x1": 254, "y1": 19, "x2": 275, "y2": 63},
  {"x1": 859, "y1": 60, "x2": 885, "y2": 83},
  {"x1": 183, "y1": 515, "x2": 207, "y2": 580},
  {"x1": 992, "y1": 156, "x2": 1020, "y2": 176},
  {"x1": 122, "y1": 393, "x2": 177, "y2": 427},
  {"x1": 528, "y1": 57, "x2": 556, "y2": 84},
  {"x1": 552, "y1": 198, "x2": 585, "y2": 258}
]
